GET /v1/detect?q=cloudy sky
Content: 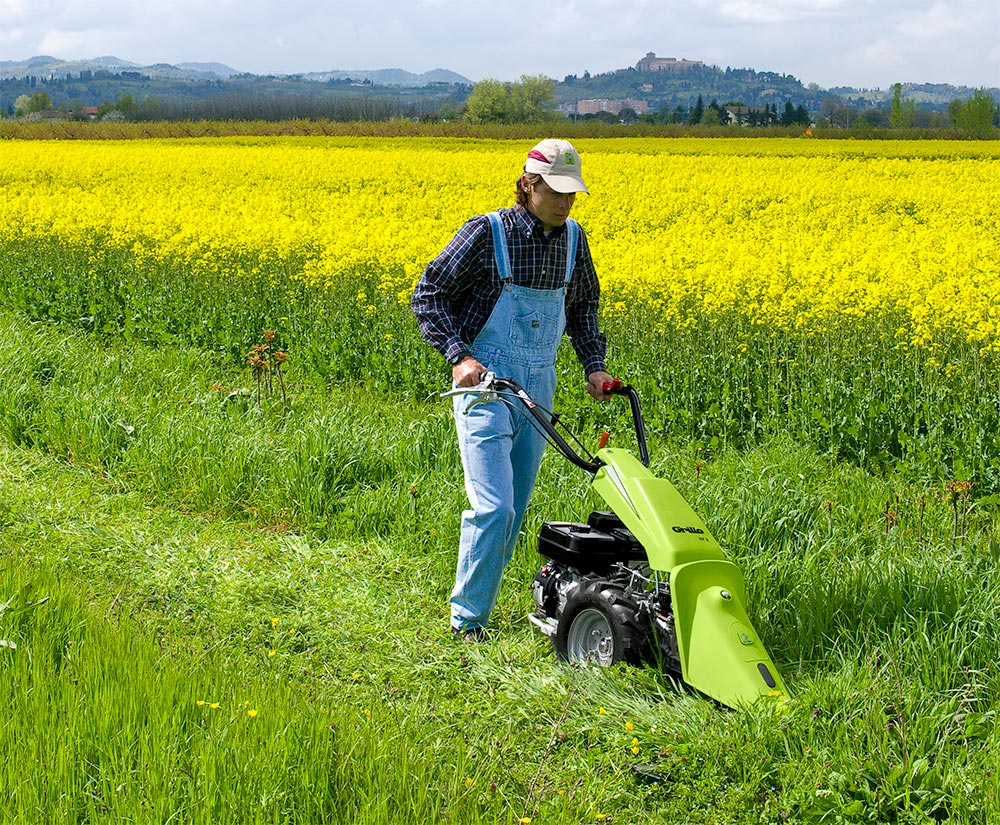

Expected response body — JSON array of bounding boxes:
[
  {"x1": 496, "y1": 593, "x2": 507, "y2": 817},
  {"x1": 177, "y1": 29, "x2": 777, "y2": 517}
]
[{"x1": 1, "y1": 0, "x2": 998, "y2": 90}]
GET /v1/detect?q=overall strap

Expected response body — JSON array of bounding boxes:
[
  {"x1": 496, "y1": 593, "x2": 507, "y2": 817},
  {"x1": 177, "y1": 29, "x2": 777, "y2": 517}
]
[
  {"x1": 487, "y1": 211, "x2": 579, "y2": 285},
  {"x1": 563, "y1": 218, "x2": 579, "y2": 285},
  {"x1": 485, "y1": 211, "x2": 512, "y2": 282}
]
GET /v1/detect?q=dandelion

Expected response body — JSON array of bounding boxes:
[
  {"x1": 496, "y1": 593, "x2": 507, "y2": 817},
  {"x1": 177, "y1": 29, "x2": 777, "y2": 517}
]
[
  {"x1": 270, "y1": 617, "x2": 280, "y2": 627},
  {"x1": 598, "y1": 707, "x2": 608, "y2": 715},
  {"x1": 269, "y1": 649, "x2": 277, "y2": 657},
  {"x1": 196, "y1": 700, "x2": 205, "y2": 707},
  {"x1": 519, "y1": 818, "x2": 532, "y2": 824},
  {"x1": 247, "y1": 709, "x2": 258, "y2": 718},
  {"x1": 464, "y1": 777, "x2": 473, "y2": 789},
  {"x1": 625, "y1": 721, "x2": 634, "y2": 731},
  {"x1": 209, "y1": 702, "x2": 220, "y2": 710}
]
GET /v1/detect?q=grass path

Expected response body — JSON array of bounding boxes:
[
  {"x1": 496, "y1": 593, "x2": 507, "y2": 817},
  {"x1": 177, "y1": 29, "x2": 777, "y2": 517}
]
[
  {"x1": 0, "y1": 439, "x2": 708, "y2": 824},
  {"x1": 2, "y1": 309, "x2": 999, "y2": 823}
]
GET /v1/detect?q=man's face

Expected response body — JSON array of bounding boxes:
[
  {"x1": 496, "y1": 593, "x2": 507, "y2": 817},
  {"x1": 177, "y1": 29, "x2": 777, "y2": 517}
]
[{"x1": 525, "y1": 177, "x2": 577, "y2": 231}]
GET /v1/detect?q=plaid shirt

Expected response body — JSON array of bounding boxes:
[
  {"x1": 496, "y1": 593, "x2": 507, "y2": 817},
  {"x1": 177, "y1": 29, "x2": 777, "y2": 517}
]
[{"x1": 412, "y1": 205, "x2": 607, "y2": 376}]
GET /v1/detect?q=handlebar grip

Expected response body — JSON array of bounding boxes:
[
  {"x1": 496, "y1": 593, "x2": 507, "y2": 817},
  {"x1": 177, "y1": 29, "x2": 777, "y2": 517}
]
[{"x1": 602, "y1": 378, "x2": 624, "y2": 394}]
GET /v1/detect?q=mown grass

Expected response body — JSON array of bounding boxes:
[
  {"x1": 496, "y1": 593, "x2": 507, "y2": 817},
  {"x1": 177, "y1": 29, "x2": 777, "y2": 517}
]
[{"x1": 2, "y1": 232, "x2": 1000, "y2": 823}]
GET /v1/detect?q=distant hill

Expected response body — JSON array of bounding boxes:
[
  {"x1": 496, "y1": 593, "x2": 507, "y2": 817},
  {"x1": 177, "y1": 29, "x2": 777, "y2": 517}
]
[
  {"x1": 555, "y1": 60, "x2": 826, "y2": 112},
  {"x1": 553, "y1": 56, "x2": 996, "y2": 116},
  {"x1": 0, "y1": 55, "x2": 473, "y2": 121},
  {"x1": 0, "y1": 55, "x2": 243, "y2": 81},
  {"x1": 0, "y1": 55, "x2": 470, "y2": 86},
  {"x1": 0, "y1": 53, "x2": 993, "y2": 120},
  {"x1": 300, "y1": 68, "x2": 473, "y2": 87}
]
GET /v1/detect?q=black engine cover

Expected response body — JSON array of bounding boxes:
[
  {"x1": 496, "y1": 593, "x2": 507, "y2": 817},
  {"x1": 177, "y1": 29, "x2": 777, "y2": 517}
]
[{"x1": 536, "y1": 511, "x2": 646, "y2": 573}]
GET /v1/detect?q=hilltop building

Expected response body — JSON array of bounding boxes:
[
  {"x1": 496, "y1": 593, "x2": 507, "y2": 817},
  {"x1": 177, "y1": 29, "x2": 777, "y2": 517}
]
[{"x1": 636, "y1": 53, "x2": 704, "y2": 72}]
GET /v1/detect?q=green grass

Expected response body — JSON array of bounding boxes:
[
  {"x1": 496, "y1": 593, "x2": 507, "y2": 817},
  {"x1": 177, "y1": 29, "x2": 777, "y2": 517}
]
[
  {"x1": 0, "y1": 557, "x2": 343, "y2": 823},
  {"x1": 2, "y1": 236, "x2": 1000, "y2": 823}
]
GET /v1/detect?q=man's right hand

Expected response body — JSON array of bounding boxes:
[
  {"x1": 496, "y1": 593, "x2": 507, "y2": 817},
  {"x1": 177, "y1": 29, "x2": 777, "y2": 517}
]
[{"x1": 452, "y1": 356, "x2": 487, "y2": 388}]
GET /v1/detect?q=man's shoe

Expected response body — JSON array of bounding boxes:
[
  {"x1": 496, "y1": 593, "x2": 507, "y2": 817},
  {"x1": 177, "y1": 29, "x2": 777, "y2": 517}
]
[{"x1": 451, "y1": 625, "x2": 486, "y2": 641}]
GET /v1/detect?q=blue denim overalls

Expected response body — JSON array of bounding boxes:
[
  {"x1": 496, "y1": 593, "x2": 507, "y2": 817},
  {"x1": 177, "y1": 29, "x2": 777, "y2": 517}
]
[{"x1": 450, "y1": 211, "x2": 579, "y2": 631}]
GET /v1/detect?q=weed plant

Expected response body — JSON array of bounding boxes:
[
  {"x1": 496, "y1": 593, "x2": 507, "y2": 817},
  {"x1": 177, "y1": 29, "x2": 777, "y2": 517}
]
[{"x1": 2, "y1": 235, "x2": 1000, "y2": 823}]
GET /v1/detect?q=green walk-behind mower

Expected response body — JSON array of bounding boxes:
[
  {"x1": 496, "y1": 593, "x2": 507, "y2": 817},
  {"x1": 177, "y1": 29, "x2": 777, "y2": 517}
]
[{"x1": 446, "y1": 373, "x2": 789, "y2": 710}]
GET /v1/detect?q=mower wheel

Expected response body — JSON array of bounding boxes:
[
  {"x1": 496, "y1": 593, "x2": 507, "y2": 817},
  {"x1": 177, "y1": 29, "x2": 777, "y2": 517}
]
[{"x1": 555, "y1": 582, "x2": 646, "y2": 667}]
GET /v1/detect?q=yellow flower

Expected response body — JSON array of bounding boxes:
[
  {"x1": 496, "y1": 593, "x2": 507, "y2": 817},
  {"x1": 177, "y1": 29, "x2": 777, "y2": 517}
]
[
  {"x1": 464, "y1": 777, "x2": 473, "y2": 789},
  {"x1": 268, "y1": 649, "x2": 277, "y2": 657},
  {"x1": 270, "y1": 617, "x2": 280, "y2": 627},
  {"x1": 598, "y1": 707, "x2": 608, "y2": 715},
  {"x1": 247, "y1": 709, "x2": 258, "y2": 718},
  {"x1": 196, "y1": 700, "x2": 205, "y2": 707},
  {"x1": 5, "y1": 138, "x2": 997, "y2": 350},
  {"x1": 209, "y1": 702, "x2": 220, "y2": 710},
  {"x1": 625, "y1": 721, "x2": 634, "y2": 731}
]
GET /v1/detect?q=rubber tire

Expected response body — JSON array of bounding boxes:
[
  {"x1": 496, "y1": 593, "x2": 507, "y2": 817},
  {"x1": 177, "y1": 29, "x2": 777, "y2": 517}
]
[{"x1": 554, "y1": 582, "x2": 646, "y2": 667}]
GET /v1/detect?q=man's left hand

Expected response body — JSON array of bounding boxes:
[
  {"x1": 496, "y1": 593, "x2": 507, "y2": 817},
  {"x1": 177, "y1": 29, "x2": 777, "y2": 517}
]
[{"x1": 586, "y1": 371, "x2": 615, "y2": 402}]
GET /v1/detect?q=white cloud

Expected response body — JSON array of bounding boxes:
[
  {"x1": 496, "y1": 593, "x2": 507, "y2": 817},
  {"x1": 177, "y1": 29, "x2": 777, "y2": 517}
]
[
  {"x1": 37, "y1": 29, "x2": 102, "y2": 56},
  {"x1": 0, "y1": 27, "x2": 24, "y2": 45},
  {"x1": 898, "y1": 3, "x2": 971, "y2": 38},
  {"x1": 1, "y1": 0, "x2": 997, "y2": 88},
  {"x1": 861, "y1": 39, "x2": 907, "y2": 69},
  {"x1": 718, "y1": 2, "x2": 788, "y2": 24}
]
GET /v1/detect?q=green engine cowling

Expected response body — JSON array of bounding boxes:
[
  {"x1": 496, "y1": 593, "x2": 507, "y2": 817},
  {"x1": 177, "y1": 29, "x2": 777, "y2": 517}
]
[{"x1": 591, "y1": 447, "x2": 788, "y2": 708}]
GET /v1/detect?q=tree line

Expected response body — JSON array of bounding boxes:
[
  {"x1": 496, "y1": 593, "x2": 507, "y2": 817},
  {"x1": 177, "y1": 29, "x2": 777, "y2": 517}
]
[{"x1": 5, "y1": 72, "x2": 997, "y2": 138}]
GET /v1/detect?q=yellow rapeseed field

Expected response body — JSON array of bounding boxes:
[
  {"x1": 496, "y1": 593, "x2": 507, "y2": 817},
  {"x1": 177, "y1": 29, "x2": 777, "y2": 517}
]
[{"x1": 1, "y1": 136, "x2": 998, "y2": 346}]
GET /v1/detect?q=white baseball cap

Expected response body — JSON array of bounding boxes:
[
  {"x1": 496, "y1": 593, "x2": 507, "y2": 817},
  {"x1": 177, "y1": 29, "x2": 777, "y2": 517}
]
[{"x1": 524, "y1": 139, "x2": 589, "y2": 194}]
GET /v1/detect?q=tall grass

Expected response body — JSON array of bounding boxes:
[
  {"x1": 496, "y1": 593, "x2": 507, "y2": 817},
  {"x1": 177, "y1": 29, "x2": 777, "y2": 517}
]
[
  {"x1": 3, "y1": 237, "x2": 998, "y2": 497},
  {"x1": 0, "y1": 559, "x2": 345, "y2": 823},
  {"x1": 2, "y1": 233, "x2": 1000, "y2": 822}
]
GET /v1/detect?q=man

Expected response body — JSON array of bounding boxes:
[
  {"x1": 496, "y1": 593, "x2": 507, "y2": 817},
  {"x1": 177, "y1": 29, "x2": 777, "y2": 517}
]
[{"x1": 412, "y1": 139, "x2": 613, "y2": 638}]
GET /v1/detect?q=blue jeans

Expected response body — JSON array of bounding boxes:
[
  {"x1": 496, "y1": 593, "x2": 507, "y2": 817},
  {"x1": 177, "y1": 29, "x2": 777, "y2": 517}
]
[{"x1": 450, "y1": 363, "x2": 555, "y2": 630}]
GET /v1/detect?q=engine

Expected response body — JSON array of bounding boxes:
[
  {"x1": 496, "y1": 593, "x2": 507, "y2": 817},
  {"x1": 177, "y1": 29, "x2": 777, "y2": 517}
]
[{"x1": 527, "y1": 511, "x2": 681, "y2": 672}]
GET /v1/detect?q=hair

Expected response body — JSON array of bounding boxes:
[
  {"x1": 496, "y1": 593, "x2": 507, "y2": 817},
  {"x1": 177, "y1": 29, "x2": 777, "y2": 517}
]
[{"x1": 515, "y1": 172, "x2": 541, "y2": 208}]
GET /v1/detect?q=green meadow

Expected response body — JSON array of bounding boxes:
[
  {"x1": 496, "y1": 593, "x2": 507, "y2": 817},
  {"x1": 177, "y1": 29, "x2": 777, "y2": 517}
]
[{"x1": 2, "y1": 162, "x2": 1000, "y2": 823}]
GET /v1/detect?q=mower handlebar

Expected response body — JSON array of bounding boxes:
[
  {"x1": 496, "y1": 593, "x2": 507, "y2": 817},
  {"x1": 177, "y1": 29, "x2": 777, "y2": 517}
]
[{"x1": 442, "y1": 373, "x2": 650, "y2": 472}]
